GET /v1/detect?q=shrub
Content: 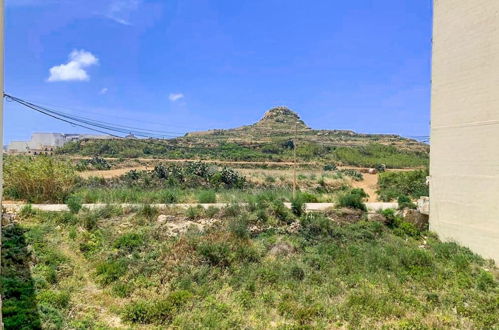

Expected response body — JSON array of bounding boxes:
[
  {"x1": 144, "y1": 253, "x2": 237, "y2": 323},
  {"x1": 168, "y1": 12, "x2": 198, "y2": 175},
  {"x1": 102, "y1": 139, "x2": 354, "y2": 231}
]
[
  {"x1": 122, "y1": 290, "x2": 193, "y2": 325},
  {"x1": 79, "y1": 212, "x2": 99, "y2": 231},
  {"x1": 186, "y1": 206, "x2": 203, "y2": 220},
  {"x1": 229, "y1": 217, "x2": 250, "y2": 239},
  {"x1": 37, "y1": 290, "x2": 70, "y2": 309},
  {"x1": 95, "y1": 260, "x2": 128, "y2": 285},
  {"x1": 161, "y1": 190, "x2": 178, "y2": 204},
  {"x1": 323, "y1": 164, "x2": 337, "y2": 171},
  {"x1": 378, "y1": 169, "x2": 429, "y2": 202},
  {"x1": 300, "y1": 213, "x2": 334, "y2": 238},
  {"x1": 113, "y1": 233, "x2": 143, "y2": 252},
  {"x1": 197, "y1": 190, "x2": 217, "y2": 203},
  {"x1": 291, "y1": 195, "x2": 305, "y2": 217},
  {"x1": 290, "y1": 265, "x2": 306, "y2": 281},
  {"x1": 66, "y1": 195, "x2": 83, "y2": 214},
  {"x1": 197, "y1": 242, "x2": 232, "y2": 267},
  {"x1": 338, "y1": 169, "x2": 363, "y2": 181},
  {"x1": 137, "y1": 205, "x2": 158, "y2": 221},
  {"x1": 4, "y1": 156, "x2": 77, "y2": 203},
  {"x1": 337, "y1": 189, "x2": 367, "y2": 211},
  {"x1": 397, "y1": 195, "x2": 416, "y2": 209},
  {"x1": 19, "y1": 204, "x2": 35, "y2": 218}
]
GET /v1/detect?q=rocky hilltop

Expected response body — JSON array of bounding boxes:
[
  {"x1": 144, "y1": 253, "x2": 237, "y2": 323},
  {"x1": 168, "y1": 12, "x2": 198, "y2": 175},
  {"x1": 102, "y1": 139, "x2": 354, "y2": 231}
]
[{"x1": 183, "y1": 106, "x2": 426, "y2": 153}]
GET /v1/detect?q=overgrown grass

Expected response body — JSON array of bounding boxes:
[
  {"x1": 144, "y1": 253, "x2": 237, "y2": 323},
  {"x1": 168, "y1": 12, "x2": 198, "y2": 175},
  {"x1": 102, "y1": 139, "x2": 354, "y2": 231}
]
[
  {"x1": 377, "y1": 169, "x2": 429, "y2": 202},
  {"x1": 4, "y1": 156, "x2": 77, "y2": 203},
  {"x1": 334, "y1": 143, "x2": 429, "y2": 168},
  {"x1": 5, "y1": 206, "x2": 497, "y2": 328}
]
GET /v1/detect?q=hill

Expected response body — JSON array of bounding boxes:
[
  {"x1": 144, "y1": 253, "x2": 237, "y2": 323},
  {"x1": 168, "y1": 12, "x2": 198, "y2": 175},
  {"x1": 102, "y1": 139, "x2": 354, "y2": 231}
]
[{"x1": 58, "y1": 107, "x2": 429, "y2": 168}]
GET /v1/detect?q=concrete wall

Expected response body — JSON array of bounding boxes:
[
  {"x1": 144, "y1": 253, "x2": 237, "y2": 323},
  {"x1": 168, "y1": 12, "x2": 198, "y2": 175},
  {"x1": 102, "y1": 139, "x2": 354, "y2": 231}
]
[{"x1": 431, "y1": 0, "x2": 499, "y2": 262}]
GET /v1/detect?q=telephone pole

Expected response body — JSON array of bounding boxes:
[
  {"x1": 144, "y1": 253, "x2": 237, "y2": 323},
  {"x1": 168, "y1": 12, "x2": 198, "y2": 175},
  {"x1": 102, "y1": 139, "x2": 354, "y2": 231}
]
[{"x1": 292, "y1": 121, "x2": 297, "y2": 199}]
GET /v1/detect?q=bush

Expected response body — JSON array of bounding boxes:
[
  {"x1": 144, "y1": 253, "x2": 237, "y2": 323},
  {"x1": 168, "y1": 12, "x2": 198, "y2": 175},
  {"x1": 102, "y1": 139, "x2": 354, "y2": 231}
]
[
  {"x1": 397, "y1": 195, "x2": 416, "y2": 210},
  {"x1": 378, "y1": 169, "x2": 429, "y2": 202},
  {"x1": 229, "y1": 217, "x2": 250, "y2": 239},
  {"x1": 122, "y1": 290, "x2": 193, "y2": 325},
  {"x1": 137, "y1": 205, "x2": 158, "y2": 221},
  {"x1": 300, "y1": 213, "x2": 335, "y2": 238},
  {"x1": 197, "y1": 190, "x2": 217, "y2": 203},
  {"x1": 186, "y1": 206, "x2": 203, "y2": 220},
  {"x1": 66, "y1": 195, "x2": 83, "y2": 214},
  {"x1": 113, "y1": 233, "x2": 143, "y2": 252},
  {"x1": 4, "y1": 156, "x2": 77, "y2": 203},
  {"x1": 95, "y1": 260, "x2": 128, "y2": 285},
  {"x1": 291, "y1": 195, "x2": 305, "y2": 217},
  {"x1": 338, "y1": 169, "x2": 363, "y2": 181},
  {"x1": 161, "y1": 190, "x2": 179, "y2": 204},
  {"x1": 323, "y1": 164, "x2": 337, "y2": 171},
  {"x1": 337, "y1": 189, "x2": 367, "y2": 211}
]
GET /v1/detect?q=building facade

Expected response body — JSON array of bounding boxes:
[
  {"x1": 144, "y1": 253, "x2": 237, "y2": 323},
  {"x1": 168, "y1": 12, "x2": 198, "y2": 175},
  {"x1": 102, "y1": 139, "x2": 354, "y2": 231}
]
[
  {"x1": 6, "y1": 133, "x2": 111, "y2": 154},
  {"x1": 431, "y1": 0, "x2": 499, "y2": 262}
]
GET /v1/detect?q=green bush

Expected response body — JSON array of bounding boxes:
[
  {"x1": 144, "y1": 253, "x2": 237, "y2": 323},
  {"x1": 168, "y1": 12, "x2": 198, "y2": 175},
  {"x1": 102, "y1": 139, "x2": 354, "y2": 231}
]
[
  {"x1": 397, "y1": 195, "x2": 416, "y2": 209},
  {"x1": 186, "y1": 206, "x2": 203, "y2": 220},
  {"x1": 137, "y1": 205, "x2": 158, "y2": 221},
  {"x1": 122, "y1": 290, "x2": 193, "y2": 325},
  {"x1": 37, "y1": 290, "x2": 70, "y2": 309},
  {"x1": 300, "y1": 213, "x2": 334, "y2": 238},
  {"x1": 229, "y1": 217, "x2": 250, "y2": 239},
  {"x1": 197, "y1": 190, "x2": 217, "y2": 203},
  {"x1": 113, "y1": 233, "x2": 143, "y2": 252},
  {"x1": 323, "y1": 164, "x2": 337, "y2": 171},
  {"x1": 4, "y1": 156, "x2": 77, "y2": 203},
  {"x1": 337, "y1": 189, "x2": 367, "y2": 211},
  {"x1": 95, "y1": 260, "x2": 128, "y2": 285},
  {"x1": 291, "y1": 195, "x2": 305, "y2": 217},
  {"x1": 378, "y1": 169, "x2": 429, "y2": 202},
  {"x1": 66, "y1": 195, "x2": 83, "y2": 214}
]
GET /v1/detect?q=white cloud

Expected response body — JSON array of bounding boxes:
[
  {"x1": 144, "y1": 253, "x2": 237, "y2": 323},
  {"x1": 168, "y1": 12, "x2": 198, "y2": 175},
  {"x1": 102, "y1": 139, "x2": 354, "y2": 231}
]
[
  {"x1": 107, "y1": 0, "x2": 141, "y2": 25},
  {"x1": 99, "y1": 87, "x2": 109, "y2": 95},
  {"x1": 47, "y1": 50, "x2": 98, "y2": 82},
  {"x1": 169, "y1": 93, "x2": 184, "y2": 102}
]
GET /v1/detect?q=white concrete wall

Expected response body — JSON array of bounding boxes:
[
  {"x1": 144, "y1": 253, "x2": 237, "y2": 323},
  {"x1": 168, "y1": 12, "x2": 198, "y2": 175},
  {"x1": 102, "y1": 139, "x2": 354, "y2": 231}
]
[
  {"x1": 431, "y1": 0, "x2": 499, "y2": 262},
  {"x1": 7, "y1": 141, "x2": 29, "y2": 152}
]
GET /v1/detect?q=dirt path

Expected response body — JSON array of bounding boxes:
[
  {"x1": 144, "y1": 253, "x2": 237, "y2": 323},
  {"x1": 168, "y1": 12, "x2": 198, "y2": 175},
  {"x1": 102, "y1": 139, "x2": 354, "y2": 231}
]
[
  {"x1": 351, "y1": 173, "x2": 379, "y2": 202},
  {"x1": 59, "y1": 242, "x2": 124, "y2": 328}
]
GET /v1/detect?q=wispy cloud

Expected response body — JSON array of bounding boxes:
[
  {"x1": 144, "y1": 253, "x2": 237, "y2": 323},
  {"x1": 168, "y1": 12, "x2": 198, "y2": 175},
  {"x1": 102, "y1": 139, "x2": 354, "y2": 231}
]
[
  {"x1": 99, "y1": 87, "x2": 109, "y2": 95},
  {"x1": 47, "y1": 50, "x2": 98, "y2": 82},
  {"x1": 107, "y1": 0, "x2": 141, "y2": 25},
  {"x1": 169, "y1": 93, "x2": 185, "y2": 102}
]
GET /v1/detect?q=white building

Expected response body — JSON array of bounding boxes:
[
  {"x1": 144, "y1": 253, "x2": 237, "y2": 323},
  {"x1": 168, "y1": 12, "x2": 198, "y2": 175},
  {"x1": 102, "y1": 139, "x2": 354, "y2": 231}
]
[
  {"x1": 431, "y1": 0, "x2": 499, "y2": 262},
  {"x1": 6, "y1": 132, "x2": 112, "y2": 154}
]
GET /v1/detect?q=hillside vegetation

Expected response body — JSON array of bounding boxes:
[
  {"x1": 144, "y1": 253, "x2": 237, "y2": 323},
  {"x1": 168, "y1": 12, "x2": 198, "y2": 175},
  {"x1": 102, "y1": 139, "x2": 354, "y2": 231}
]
[
  {"x1": 57, "y1": 107, "x2": 429, "y2": 168},
  {"x1": 2, "y1": 204, "x2": 497, "y2": 329}
]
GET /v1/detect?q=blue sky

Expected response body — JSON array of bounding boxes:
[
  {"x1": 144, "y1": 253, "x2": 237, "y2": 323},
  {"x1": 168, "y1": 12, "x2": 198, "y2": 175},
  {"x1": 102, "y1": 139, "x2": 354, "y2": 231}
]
[{"x1": 5, "y1": 0, "x2": 432, "y2": 144}]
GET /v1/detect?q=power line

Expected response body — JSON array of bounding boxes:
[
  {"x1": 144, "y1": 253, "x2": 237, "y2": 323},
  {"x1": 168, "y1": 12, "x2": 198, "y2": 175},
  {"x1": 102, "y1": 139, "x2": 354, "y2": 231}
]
[{"x1": 4, "y1": 94, "x2": 186, "y2": 138}]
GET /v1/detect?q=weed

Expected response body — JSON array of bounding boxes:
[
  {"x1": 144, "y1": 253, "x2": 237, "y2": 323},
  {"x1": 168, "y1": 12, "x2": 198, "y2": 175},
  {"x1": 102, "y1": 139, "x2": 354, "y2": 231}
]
[
  {"x1": 197, "y1": 190, "x2": 217, "y2": 203},
  {"x1": 65, "y1": 195, "x2": 83, "y2": 214},
  {"x1": 337, "y1": 189, "x2": 367, "y2": 211},
  {"x1": 113, "y1": 233, "x2": 143, "y2": 252}
]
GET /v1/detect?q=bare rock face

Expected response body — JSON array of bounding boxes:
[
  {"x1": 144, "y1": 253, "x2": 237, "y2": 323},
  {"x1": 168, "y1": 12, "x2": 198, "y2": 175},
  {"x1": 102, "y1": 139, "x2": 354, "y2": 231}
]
[
  {"x1": 403, "y1": 209, "x2": 429, "y2": 231},
  {"x1": 368, "y1": 213, "x2": 388, "y2": 224}
]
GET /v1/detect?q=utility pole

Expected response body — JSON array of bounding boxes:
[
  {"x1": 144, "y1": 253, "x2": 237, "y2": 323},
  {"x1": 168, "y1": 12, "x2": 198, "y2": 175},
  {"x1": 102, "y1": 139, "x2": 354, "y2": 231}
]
[
  {"x1": 0, "y1": 0, "x2": 4, "y2": 328},
  {"x1": 292, "y1": 121, "x2": 297, "y2": 199}
]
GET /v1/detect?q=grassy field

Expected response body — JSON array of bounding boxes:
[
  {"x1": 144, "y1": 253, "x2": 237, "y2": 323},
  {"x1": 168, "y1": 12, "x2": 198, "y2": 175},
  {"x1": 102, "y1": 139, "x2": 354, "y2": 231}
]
[{"x1": 2, "y1": 204, "x2": 498, "y2": 329}]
